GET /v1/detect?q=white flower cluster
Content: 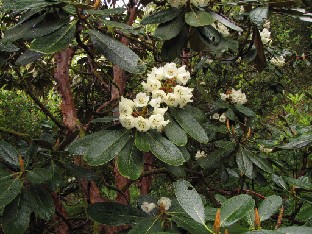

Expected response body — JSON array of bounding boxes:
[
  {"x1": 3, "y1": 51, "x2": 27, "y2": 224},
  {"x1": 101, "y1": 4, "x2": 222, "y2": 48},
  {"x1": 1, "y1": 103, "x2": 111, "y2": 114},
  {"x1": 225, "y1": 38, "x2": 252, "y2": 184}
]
[
  {"x1": 212, "y1": 112, "x2": 227, "y2": 123},
  {"x1": 195, "y1": 150, "x2": 207, "y2": 160},
  {"x1": 167, "y1": 0, "x2": 208, "y2": 8},
  {"x1": 212, "y1": 22, "x2": 230, "y2": 37},
  {"x1": 119, "y1": 95, "x2": 169, "y2": 132},
  {"x1": 119, "y1": 63, "x2": 193, "y2": 132},
  {"x1": 140, "y1": 197, "x2": 172, "y2": 214},
  {"x1": 270, "y1": 55, "x2": 285, "y2": 67},
  {"x1": 67, "y1": 177, "x2": 76, "y2": 183},
  {"x1": 141, "y1": 63, "x2": 193, "y2": 108},
  {"x1": 220, "y1": 88, "x2": 247, "y2": 105}
]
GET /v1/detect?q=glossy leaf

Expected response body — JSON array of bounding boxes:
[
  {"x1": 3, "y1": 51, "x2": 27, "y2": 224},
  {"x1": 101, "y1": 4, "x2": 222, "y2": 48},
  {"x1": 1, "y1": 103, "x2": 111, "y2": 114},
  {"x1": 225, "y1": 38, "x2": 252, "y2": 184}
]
[
  {"x1": 0, "y1": 175, "x2": 23, "y2": 209},
  {"x1": 258, "y1": 195, "x2": 283, "y2": 221},
  {"x1": 26, "y1": 168, "x2": 52, "y2": 184},
  {"x1": 236, "y1": 147, "x2": 253, "y2": 178},
  {"x1": 141, "y1": 7, "x2": 181, "y2": 25},
  {"x1": 30, "y1": 23, "x2": 76, "y2": 54},
  {"x1": 2, "y1": 194, "x2": 31, "y2": 234},
  {"x1": 89, "y1": 29, "x2": 145, "y2": 74},
  {"x1": 171, "y1": 214, "x2": 209, "y2": 234},
  {"x1": 234, "y1": 104, "x2": 256, "y2": 117},
  {"x1": 174, "y1": 179, "x2": 206, "y2": 225},
  {"x1": 86, "y1": 8, "x2": 126, "y2": 16},
  {"x1": 272, "y1": 174, "x2": 288, "y2": 190},
  {"x1": 277, "y1": 133, "x2": 312, "y2": 149},
  {"x1": 220, "y1": 194, "x2": 255, "y2": 227},
  {"x1": 284, "y1": 176, "x2": 312, "y2": 190},
  {"x1": 185, "y1": 11, "x2": 215, "y2": 27},
  {"x1": 69, "y1": 130, "x2": 131, "y2": 166},
  {"x1": 277, "y1": 226, "x2": 312, "y2": 234},
  {"x1": 0, "y1": 140, "x2": 19, "y2": 167},
  {"x1": 15, "y1": 50, "x2": 43, "y2": 66},
  {"x1": 2, "y1": 0, "x2": 59, "y2": 11},
  {"x1": 117, "y1": 139, "x2": 144, "y2": 180},
  {"x1": 154, "y1": 15, "x2": 184, "y2": 41},
  {"x1": 170, "y1": 108, "x2": 209, "y2": 144},
  {"x1": 296, "y1": 204, "x2": 312, "y2": 221},
  {"x1": 164, "y1": 114, "x2": 188, "y2": 146},
  {"x1": 135, "y1": 131, "x2": 150, "y2": 152},
  {"x1": 0, "y1": 43, "x2": 19, "y2": 52},
  {"x1": 249, "y1": 7, "x2": 269, "y2": 28},
  {"x1": 87, "y1": 202, "x2": 146, "y2": 225},
  {"x1": 27, "y1": 185, "x2": 54, "y2": 220},
  {"x1": 210, "y1": 11, "x2": 243, "y2": 31},
  {"x1": 128, "y1": 218, "x2": 162, "y2": 234},
  {"x1": 148, "y1": 132, "x2": 185, "y2": 166}
]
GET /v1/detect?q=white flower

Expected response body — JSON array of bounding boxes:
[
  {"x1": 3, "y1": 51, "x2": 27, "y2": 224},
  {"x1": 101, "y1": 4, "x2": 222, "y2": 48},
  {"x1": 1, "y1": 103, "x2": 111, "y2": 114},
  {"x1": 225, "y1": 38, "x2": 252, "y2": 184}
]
[
  {"x1": 148, "y1": 67, "x2": 165, "y2": 80},
  {"x1": 260, "y1": 28, "x2": 272, "y2": 45},
  {"x1": 176, "y1": 71, "x2": 191, "y2": 85},
  {"x1": 212, "y1": 113, "x2": 220, "y2": 120},
  {"x1": 230, "y1": 89, "x2": 247, "y2": 105},
  {"x1": 142, "y1": 77, "x2": 162, "y2": 93},
  {"x1": 152, "y1": 90, "x2": 167, "y2": 101},
  {"x1": 149, "y1": 114, "x2": 170, "y2": 131},
  {"x1": 219, "y1": 113, "x2": 227, "y2": 123},
  {"x1": 270, "y1": 56, "x2": 285, "y2": 67},
  {"x1": 220, "y1": 93, "x2": 229, "y2": 101},
  {"x1": 163, "y1": 63, "x2": 178, "y2": 79},
  {"x1": 195, "y1": 150, "x2": 207, "y2": 160},
  {"x1": 153, "y1": 107, "x2": 168, "y2": 115},
  {"x1": 173, "y1": 85, "x2": 193, "y2": 107},
  {"x1": 120, "y1": 116, "x2": 135, "y2": 129},
  {"x1": 119, "y1": 97, "x2": 135, "y2": 117},
  {"x1": 149, "y1": 97, "x2": 162, "y2": 108},
  {"x1": 134, "y1": 116, "x2": 150, "y2": 132},
  {"x1": 134, "y1": 92, "x2": 149, "y2": 107},
  {"x1": 141, "y1": 202, "x2": 156, "y2": 213},
  {"x1": 167, "y1": 0, "x2": 186, "y2": 8},
  {"x1": 157, "y1": 197, "x2": 172, "y2": 211},
  {"x1": 165, "y1": 93, "x2": 179, "y2": 107}
]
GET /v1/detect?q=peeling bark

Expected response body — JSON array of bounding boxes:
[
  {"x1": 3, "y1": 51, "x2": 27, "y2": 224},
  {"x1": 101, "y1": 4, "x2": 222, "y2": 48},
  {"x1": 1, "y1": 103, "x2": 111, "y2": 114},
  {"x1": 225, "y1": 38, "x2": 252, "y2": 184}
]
[{"x1": 54, "y1": 48, "x2": 78, "y2": 132}]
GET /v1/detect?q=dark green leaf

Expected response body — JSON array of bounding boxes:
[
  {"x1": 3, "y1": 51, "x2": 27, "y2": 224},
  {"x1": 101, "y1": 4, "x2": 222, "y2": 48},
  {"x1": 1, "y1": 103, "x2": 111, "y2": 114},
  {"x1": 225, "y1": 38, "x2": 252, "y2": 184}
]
[
  {"x1": 171, "y1": 214, "x2": 209, "y2": 234},
  {"x1": 185, "y1": 11, "x2": 215, "y2": 27},
  {"x1": 161, "y1": 26, "x2": 188, "y2": 62},
  {"x1": 87, "y1": 202, "x2": 146, "y2": 225},
  {"x1": 89, "y1": 29, "x2": 145, "y2": 74},
  {"x1": 128, "y1": 218, "x2": 162, "y2": 234},
  {"x1": 0, "y1": 43, "x2": 19, "y2": 52},
  {"x1": 284, "y1": 176, "x2": 312, "y2": 190},
  {"x1": 15, "y1": 50, "x2": 43, "y2": 66},
  {"x1": 234, "y1": 104, "x2": 256, "y2": 117},
  {"x1": 258, "y1": 195, "x2": 282, "y2": 221},
  {"x1": 199, "y1": 26, "x2": 222, "y2": 44},
  {"x1": 117, "y1": 139, "x2": 143, "y2": 180},
  {"x1": 170, "y1": 108, "x2": 209, "y2": 144},
  {"x1": 0, "y1": 175, "x2": 23, "y2": 208},
  {"x1": 236, "y1": 147, "x2": 253, "y2": 178},
  {"x1": 277, "y1": 133, "x2": 312, "y2": 149},
  {"x1": 165, "y1": 165, "x2": 186, "y2": 177},
  {"x1": 179, "y1": 146, "x2": 191, "y2": 161},
  {"x1": 2, "y1": 16, "x2": 44, "y2": 43},
  {"x1": 296, "y1": 204, "x2": 312, "y2": 221},
  {"x1": 63, "y1": 163, "x2": 98, "y2": 180},
  {"x1": 102, "y1": 19, "x2": 132, "y2": 30},
  {"x1": 154, "y1": 15, "x2": 184, "y2": 41},
  {"x1": 91, "y1": 117, "x2": 118, "y2": 123},
  {"x1": 249, "y1": 7, "x2": 269, "y2": 28},
  {"x1": 86, "y1": 8, "x2": 126, "y2": 16},
  {"x1": 2, "y1": 0, "x2": 59, "y2": 11},
  {"x1": 148, "y1": 132, "x2": 185, "y2": 166},
  {"x1": 210, "y1": 11, "x2": 243, "y2": 31},
  {"x1": 164, "y1": 114, "x2": 188, "y2": 146},
  {"x1": 226, "y1": 108, "x2": 237, "y2": 121},
  {"x1": 26, "y1": 168, "x2": 52, "y2": 184},
  {"x1": 27, "y1": 185, "x2": 54, "y2": 220},
  {"x1": 0, "y1": 140, "x2": 19, "y2": 167},
  {"x1": 174, "y1": 179, "x2": 206, "y2": 225},
  {"x1": 220, "y1": 194, "x2": 255, "y2": 227},
  {"x1": 30, "y1": 23, "x2": 76, "y2": 54},
  {"x1": 2, "y1": 193, "x2": 31, "y2": 234},
  {"x1": 141, "y1": 7, "x2": 181, "y2": 25},
  {"x1": 272, "y1": 174, "x2": 288, "y2": 190},
  {"x1": 135, "y1": 131, "x2": 150, "y2": 152},
  {"x1": 69, "y1": 130, "x2": 131, "y2": 166},
  {"x1": 277, "y1": 226, "x2": 312, "y2": 234},
  {"x1": 185, "y1": 105, "x2": 207, "y2": 124},
  {"x1": 208, "y1": 37, "x2": 239, "y2": 54}
]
